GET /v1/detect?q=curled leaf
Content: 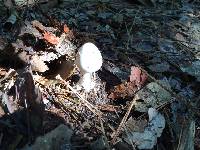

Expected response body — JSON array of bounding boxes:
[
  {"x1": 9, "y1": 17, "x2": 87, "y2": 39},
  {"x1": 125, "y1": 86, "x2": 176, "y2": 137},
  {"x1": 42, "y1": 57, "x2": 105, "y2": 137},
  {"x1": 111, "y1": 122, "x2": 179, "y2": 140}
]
[{"x1": 43, "y1": 31, "x2": 59, "y2": 45}]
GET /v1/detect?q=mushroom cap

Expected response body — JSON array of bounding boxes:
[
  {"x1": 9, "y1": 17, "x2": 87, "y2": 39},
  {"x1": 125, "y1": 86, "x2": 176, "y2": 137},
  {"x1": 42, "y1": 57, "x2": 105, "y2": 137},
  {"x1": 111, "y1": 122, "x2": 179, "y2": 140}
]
[{"x1": 76, "y1": 42, "x2": 103, "y2": 73}]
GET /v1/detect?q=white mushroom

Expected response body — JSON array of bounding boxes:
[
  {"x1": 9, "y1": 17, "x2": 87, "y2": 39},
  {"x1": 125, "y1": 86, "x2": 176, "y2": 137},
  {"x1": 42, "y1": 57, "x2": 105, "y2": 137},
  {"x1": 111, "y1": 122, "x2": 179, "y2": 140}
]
[{"x1": 75, "y1": 42, "x2": 103, "y2": 92}]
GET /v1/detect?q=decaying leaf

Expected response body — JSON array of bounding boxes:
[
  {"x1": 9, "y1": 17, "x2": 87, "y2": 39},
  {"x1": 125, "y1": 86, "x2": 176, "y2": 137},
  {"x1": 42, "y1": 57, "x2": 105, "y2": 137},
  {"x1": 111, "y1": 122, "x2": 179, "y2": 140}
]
[
  {"x1": 103, "y1": 61, "x2": 129, "y2": 81},
  {"x1": 135, "y1": 81, "x2": 172, "y2": 112},
  {"x1": 55, "y1": 33, "x2": 76, "y2": 56},
  {"x1": 181, "y1": 60, "x2": 200, "y2": 82},
  {"x1": 63, "y1": 24, "x2": 70, "y2": 33},
  {"x1": 0, "y1": 37, "x2": 7, "y2": 51},
  {"x1": 98, "y1": 104, "x2": 117, "y2": 112},
  {"x1": 123, "y1": 108, "x2": 165, "y2": 149},
  {"x1": 3, "y1": 0, "x2": 13, "y2": 9},
  {"x1": 108, "y1": 81, "x2": 137, "y2": 100},
  {"x1": 17, "y1": 51, "x2": 48, "y2": 73},
  {"x1": 147, "y1": 62, "x2": 170, "y2": 73},
  {"x1": 0, "y1": 105, "x2": 5, "y2": 117},
  {"x1": 32, "y1": 20, "x2": 57, "y2": 33},
  {"x1": 2, "y1": 92, "x2": 18, "y2": 114},
  {"x1": 30, "y1": 55, "x2": 49, "y2": 72},
  {"x1": 175, "y1": 33, "x2": 187, "y2": 42},
  {"x1": 33, "y1": 75, "x2": 50, "y2": 86},
  {"x1": 43, "y1": 31, "x2": 59, "y2": 45},
  {"x1": 130, "y1": 66, "x2": 148, "y2": 87},
  {"x1": 125, "y1": 117, "x2": 147, "y2": 133},
  {"x1": 90, "y1": 136, "x2": 110, "y2": 150},
  {"x1": 21, "y1": 124, "x2": 73, "y2": 150},
  {"x1": 3, "y1": 67, "x2": 45, "y2": 133},
  {"x1": 20, "y1": 21, "x2": 42, "y2": 39},
  {"x1": 44, "y1": 58, "x2": 74, "y2": 80},
  {"x1": 108, "y1": 66, "x2": 147, "y2": 100},
  {"x1": 32, "y1": 20, "x2": 47, "y2": 32}
]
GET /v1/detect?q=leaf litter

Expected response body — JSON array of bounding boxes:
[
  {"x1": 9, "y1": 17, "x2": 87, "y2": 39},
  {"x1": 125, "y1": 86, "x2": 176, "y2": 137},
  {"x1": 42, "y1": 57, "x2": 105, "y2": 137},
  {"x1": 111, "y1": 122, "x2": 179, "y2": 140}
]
[{"x1": 0, "y1": 0, "x2": 200, "y2": 149}]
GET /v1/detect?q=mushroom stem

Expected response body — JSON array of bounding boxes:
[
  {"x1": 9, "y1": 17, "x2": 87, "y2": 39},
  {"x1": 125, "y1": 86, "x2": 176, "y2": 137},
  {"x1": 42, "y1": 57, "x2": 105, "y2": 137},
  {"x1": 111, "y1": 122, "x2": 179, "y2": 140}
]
[{"x1": 78, "y1": 72, "x2": 95, "y2": 92}]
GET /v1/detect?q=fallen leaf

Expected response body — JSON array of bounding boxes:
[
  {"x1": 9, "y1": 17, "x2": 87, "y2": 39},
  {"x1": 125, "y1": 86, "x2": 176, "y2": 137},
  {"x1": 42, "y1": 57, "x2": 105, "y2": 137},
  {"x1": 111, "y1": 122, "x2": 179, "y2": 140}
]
[
  {"x1": 63, "y1": 24, "x2": 70, "y2": 33},
  {"x1": 175, "y1": 33, "x2": 186, "y2": 42},
  {"x1": 44, "y1": 59, "x2": 74, "y2": 79},
  {"x1": 16, "y1": 67, "x2": 44, "y2": 132},
  {"x1": 21, "y1": 124, "x2": 73, "y2": 150},
  {"x1": 98, "y1": 104, "x2": 117, "y2": 112},
  {"x1": 125, "y1": 117, "x2": 147, "y2": 133},
  {"x1": 135, "y1": 81, "x2": 172, "y2": 112},
  {"x1": 180, "y1": 60, "x2": 200, "y2": 82},
  {"x1": 4, "y1": 0, "x2": 13, "y2": 9},
  {"x1": 108, "y1": 81, "x2": 137, "y2": 100},
  {"x1": 2, "y1": 93, "x2": 18, "y2": 114},
  {"x1": 32, "y1": 20, "x2": 57, "y2": 33},
  {"x1": 0, "y1": 37, "x2": 7, "y2": 51},
  {"x1": 130, "y1": 66, "x2": 148, "y2": 87},
  {"x1": 0, "y1": 68, "x2": 7, "y2": 76},
  {"x1": 43, "y1": 31, "x2": 59, "y2": 45},
  {"x1": 108, "y1": 66, "x2": 147, "y2": 100},
  {"x1": 123, "y1": 108, "x2": 165, "y2": 149},
  {"x1": 147, "y1": 62, "x2": 170, "y2": 73},
  {"x1": 32, "y1": 20, "x2": 46, "y2": 32},
  {"x1": 90, "y1": 136, "x2": 109, "y2": 150},
  {"x1": 30, "y1": 55, "x2": 49, "y2": 72},
  {"x1": 0, "y1": 105, "x2": 5, "y2": 117}
]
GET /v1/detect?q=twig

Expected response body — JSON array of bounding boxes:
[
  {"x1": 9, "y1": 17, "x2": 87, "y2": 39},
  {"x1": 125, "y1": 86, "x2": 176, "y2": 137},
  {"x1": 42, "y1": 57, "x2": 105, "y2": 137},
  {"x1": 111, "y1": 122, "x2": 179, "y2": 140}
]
[
  {"x1": 114, "y1": 110, "x2": 136, "y2": 149},
  {"x1": 67, "y1": 84, "x2": 103, "y2": 116},
  {"x1": 111, "y1": 96, "x2": 137, "y2": 144},
  {"x1": 53, "y1": 98, "x2": 80, "y2": 120},
  {"x1": 56, "y1": 75, "x2": 103, "y2": 117},
  {"x1": 99, "y1": 117, "x2": 105, "y2": 136},
  {"x1": 99, "y1": 117, "x2": 111, "y2": 150}
]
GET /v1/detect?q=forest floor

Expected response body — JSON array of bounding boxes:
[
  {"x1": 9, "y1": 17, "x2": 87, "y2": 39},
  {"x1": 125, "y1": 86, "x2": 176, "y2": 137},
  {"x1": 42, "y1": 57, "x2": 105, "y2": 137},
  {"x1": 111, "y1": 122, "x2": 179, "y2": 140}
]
[{"x1": 0, "y1": 0, "x2": 200, "y2": 149}]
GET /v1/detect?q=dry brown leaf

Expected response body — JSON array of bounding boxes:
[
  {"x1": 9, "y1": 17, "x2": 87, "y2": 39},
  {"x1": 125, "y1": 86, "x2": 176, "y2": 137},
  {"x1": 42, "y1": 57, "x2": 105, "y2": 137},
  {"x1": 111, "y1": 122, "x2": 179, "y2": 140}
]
[
  {"x1": 43, "y1": 31, "x2": 59, "y2": 45},
  {"x1": 108, "y1": 66, "x2": 147, "y2": 100},
  {"x1": 108, "y1": 81, "x2": 137, "y2": 100},
  {"x1": 98, "y1": 104, "x2": 117, "y2": 112}
]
